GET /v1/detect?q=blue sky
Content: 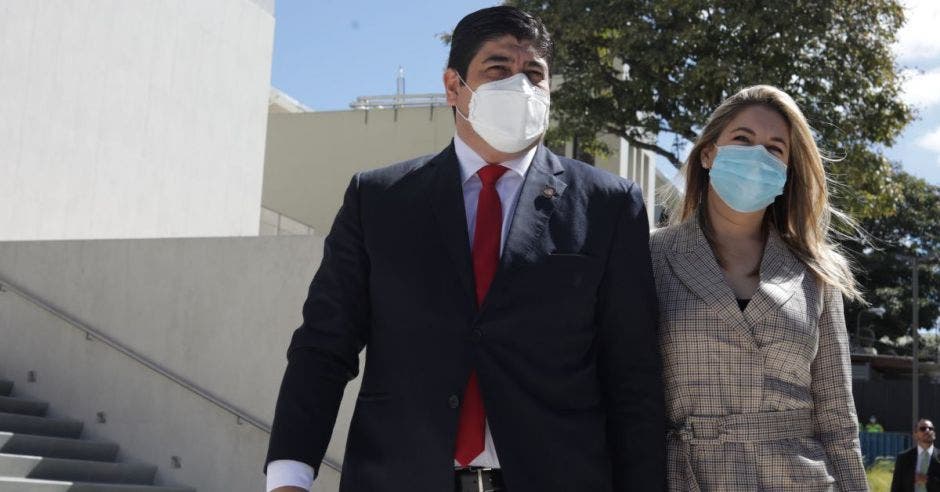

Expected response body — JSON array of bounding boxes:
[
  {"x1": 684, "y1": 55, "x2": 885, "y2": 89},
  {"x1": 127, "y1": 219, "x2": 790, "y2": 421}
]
[
  {"x1": 270, "y1": 0, "x2": 497, "y2": 109},
  {"x1": 270, "y1": 0, "x2": 940, "y2": 186},
  {"x1": 881, "y1": 1, "x2": 940, "y2": 186}
]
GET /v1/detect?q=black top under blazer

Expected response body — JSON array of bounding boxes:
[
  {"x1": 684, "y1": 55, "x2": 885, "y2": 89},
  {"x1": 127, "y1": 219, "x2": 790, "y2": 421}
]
[{"x1": 266, "y1": 142, "x2": 665, "y2": 491}]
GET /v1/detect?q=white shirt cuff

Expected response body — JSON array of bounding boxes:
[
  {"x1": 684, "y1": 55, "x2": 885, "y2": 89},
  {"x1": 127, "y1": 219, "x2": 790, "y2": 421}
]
[{"x1": 266, "y1": 459, "x2": 315, "y2": 491}]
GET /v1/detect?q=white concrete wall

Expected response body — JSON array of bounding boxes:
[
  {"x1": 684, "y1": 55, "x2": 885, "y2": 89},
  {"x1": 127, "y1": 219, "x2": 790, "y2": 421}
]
[
  {"x1": 0, "y1": 236, "x2": 356, "y2": 491},
  {"x1": 0, "y1": 0, "x2": 275, "y2": 240}
]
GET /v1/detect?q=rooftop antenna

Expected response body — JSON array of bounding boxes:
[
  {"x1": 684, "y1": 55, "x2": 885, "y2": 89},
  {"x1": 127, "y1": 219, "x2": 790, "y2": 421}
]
[
  {"x1": 396, "y1": 66, "x2": 405, "y2": 106},
  {"x1": 348, "y1": 65, "x2": 445, "y2": 110},
  {"x1": 672, "y1": 133, "x2": 683, "y2": 160}
]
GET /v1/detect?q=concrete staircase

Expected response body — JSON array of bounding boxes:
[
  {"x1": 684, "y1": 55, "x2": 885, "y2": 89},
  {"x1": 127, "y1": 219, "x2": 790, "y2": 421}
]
[{"x1": 0, "y1": 379, "x2": 193, "y2": 492}]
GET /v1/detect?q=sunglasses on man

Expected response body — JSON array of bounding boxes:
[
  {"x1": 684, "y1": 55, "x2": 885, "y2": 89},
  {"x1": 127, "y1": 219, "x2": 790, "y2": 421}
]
[{"x1": 920, "y1": 426, "x2": 935, "y2": 432}]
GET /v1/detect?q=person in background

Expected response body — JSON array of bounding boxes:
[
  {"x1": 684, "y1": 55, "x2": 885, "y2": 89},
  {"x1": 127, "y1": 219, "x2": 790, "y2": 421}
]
[
  {"x1": 867, "y1": 415, "x2": 886, "y2": 433},
  {"x1": 264, "y1": 5, "x2": 664, "y2": 492},
  {"x1": 891, "y1": 419, "x2": 940, "y2": 492},
  {"x1": 651, "y1": 85, "x2": 868, "y2": 490}
]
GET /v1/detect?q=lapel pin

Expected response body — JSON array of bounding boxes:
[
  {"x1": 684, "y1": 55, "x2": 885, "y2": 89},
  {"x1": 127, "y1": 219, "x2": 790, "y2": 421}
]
[{"x1": 542, "y1": 186, "x2": 556, "y2": 198}]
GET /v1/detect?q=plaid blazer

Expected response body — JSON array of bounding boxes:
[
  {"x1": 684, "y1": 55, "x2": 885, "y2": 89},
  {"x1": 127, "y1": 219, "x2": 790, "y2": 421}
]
[{"x1": 651, "y1": 217, "x2": 867, "y2": 491}]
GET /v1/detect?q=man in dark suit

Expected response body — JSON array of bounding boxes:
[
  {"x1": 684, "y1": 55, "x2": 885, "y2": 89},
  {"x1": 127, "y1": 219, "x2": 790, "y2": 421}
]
[
  {"x1": 892, "y1": 419, "x2": 940, "y2": 492},
  {"x1": 264, "y1": 6, "x2": 664, "y2": 492}
]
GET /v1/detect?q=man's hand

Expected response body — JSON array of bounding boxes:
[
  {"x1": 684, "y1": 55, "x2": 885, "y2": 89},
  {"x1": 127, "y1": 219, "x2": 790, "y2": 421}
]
[{"x1": 915, "y1": 473, "x2": 928, "y2": 486}]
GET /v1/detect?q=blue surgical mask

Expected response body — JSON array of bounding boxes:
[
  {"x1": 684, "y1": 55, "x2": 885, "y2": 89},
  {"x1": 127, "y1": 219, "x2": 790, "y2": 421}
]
[{"x1": 708, "y1": 145, "x2": 788, "y2": 213}]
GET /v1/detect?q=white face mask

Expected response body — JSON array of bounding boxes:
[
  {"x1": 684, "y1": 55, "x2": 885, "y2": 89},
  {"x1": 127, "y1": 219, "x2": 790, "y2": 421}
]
[{"x1": 455, "y1": 72, "x2": 550, "y2": 153}]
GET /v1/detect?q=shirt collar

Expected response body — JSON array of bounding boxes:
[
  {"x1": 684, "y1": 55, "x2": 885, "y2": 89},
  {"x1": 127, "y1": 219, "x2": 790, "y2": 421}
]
[
  {"x1": 453, "y1": 134, "x2": 535, "y2": 184},
  {"x1": 919, "y1": 444, "x2": 935, "y2": 455}
]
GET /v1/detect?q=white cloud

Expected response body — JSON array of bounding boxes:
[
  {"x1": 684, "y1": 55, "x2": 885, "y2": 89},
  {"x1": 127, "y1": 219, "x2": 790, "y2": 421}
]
[
  {"x1": 916, "y1": 126, "x2": 940, "y2": 153},
  {"x1": 895, "y1": 0, "x2": 940, "y2": 62},
  {"x1": 901, "y1": 67, "x2": 940, "y2": 108}
]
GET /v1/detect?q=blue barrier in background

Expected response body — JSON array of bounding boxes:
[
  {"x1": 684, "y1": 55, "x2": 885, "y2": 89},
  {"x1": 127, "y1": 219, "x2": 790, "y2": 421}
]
[{"x1": 859, "y1": 432, "x2": 911, "y2": 467}]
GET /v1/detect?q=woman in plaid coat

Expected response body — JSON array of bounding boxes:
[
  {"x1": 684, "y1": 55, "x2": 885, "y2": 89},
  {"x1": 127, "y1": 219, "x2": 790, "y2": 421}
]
[{"x1": 651, "y1": 85, "x2": 868, "y2": 491}]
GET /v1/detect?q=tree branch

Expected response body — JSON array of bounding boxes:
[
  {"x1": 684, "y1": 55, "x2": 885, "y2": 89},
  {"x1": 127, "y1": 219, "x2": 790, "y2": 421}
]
[{"x1": 606, "y1": 126, "x2": 684, "y2": 169}]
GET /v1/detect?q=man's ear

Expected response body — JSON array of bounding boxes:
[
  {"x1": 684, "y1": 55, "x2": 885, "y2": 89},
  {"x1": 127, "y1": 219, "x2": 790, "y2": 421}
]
[{"x1": 444, "y1": 68, "x2": 461, "y2": 106}]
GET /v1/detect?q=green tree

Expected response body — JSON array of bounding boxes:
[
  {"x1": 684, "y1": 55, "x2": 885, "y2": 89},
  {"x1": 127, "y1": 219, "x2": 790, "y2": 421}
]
[
  {"x1": 508, "y1": 0, "x2": 913, "y2": 219},
  {"x1": 843, "y1": 172, "x2": 940, "y2": 341}
]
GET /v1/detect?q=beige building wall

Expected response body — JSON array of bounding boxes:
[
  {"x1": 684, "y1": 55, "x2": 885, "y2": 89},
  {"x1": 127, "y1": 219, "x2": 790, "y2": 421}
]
[
  {"x1": 592, "y1": 134, "x2": 659, "y2": 226},
  {"x1": 262, "y1": 106, "x2": 456, "y2": 234},
  {"x1": 262, "y1": 106, "x2": 665, "y2": 233}
]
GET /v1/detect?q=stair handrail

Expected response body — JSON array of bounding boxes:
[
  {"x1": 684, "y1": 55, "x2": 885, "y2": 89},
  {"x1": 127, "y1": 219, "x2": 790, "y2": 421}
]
[{"x1": 0, "y1": 275, "x2": 343, "y2": 473}]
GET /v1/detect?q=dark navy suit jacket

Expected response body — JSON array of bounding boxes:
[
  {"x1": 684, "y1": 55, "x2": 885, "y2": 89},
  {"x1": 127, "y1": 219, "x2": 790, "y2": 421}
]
[{"x1": 266, "y1": 142, "x2": 665, "y2": 491}]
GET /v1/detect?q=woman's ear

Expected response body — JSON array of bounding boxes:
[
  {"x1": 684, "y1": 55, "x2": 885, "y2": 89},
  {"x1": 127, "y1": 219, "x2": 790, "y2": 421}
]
[{"x1": 700, "y1": 144, "x2": 716, "y2": 169}]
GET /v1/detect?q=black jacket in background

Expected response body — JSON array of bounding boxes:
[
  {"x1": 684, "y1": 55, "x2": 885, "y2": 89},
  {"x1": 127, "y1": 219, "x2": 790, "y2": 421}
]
[{"x1": 892, "y1": 446, "x2": 940, "y2": 492}]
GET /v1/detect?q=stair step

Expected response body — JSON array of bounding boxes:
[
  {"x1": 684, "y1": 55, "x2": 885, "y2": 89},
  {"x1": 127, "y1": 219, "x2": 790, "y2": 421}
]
[
  {"x1": 0, "y1": 412, "x2": 82, "y2": 439},
  {"x1": 0, "y1": 432, "x2": 118, "y2": 462},
  {"x1": 0, "y1": 395, "x2": 48, "y2": 416},
  {"x1": 0, "y1": 453, "x2": 156, "y2": 484},
  {"x1": 0, "y1": 477, "x2": 194, "y2": 492},
  {"x1": 0, "y1": 381, "x2": 11, "y2": 397}
]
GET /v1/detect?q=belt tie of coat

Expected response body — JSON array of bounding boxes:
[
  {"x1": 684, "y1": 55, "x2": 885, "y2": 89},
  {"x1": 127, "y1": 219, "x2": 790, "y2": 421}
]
[{"x1": 669, "y1": 408, "x2": 815, "y2": 491}]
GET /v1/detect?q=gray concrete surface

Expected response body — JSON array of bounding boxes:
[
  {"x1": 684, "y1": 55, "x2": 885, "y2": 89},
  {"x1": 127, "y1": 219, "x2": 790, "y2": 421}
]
[{"x1": 0, "y1": 236, "x2": 356, "y2": 491}]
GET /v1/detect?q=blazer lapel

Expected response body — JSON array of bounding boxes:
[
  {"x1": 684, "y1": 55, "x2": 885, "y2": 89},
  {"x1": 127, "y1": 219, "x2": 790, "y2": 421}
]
[
  {"x1": 483, "y1": 145, "x2": 567, "y2": 309},
  {"x1": 665, "y1": 217, "x2": 754, "y2": 346},
  {"x1": 743, "y1": 229, "x2": 805, "y2": 326},
  {"x1": 427, "y1": 143, "x2": 475, "y2": 303},
  {"x1": 500, "y1": 145, "x2": 567, "y2": 270}
]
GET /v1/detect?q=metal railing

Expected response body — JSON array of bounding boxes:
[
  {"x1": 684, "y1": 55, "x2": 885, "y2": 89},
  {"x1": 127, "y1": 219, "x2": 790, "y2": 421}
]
[
  {"x1": 260, "y1": 206, "x2": 316, "y2": 236},
  {"x1": 349, "y1": 92, "x2": 447, "y2": 109},
  {"x1": 0, "y1": 275, "x2": 343, "y2": 473}
]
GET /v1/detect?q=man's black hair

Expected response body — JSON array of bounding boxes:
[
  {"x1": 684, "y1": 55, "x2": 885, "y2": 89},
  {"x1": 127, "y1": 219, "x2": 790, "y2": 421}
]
[{"x1": 447, "y1": 6, "x2": 553, "y2": 80}]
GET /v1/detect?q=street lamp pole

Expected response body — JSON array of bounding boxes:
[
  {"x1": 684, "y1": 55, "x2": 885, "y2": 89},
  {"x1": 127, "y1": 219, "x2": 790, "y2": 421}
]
[
  {"x1": 912, "y1": 256, "x2": 920, "y2": 426},
  {"x1": 898, "y1": 252, "x2": 938, "y2": 427}
]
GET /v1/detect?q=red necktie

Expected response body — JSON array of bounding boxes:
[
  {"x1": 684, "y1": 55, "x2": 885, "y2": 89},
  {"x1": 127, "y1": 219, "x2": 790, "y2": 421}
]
[{"x1": 454, "y1": 164, "x2": 508, "y2": 466}]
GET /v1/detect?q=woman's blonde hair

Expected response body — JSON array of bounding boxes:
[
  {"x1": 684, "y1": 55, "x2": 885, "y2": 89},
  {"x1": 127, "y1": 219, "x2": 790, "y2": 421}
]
[{"x1": 673, "y1": 85, "x2": 864, "y2": 302}]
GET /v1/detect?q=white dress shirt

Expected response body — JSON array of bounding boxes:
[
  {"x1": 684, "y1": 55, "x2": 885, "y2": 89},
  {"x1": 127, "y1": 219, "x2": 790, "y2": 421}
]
[
  {"x1": 266, "y1": 135, "x2": 536, "y2": 491},
  {"x1": 918, "y1": 444, "x2": 935, "y2": 472}
]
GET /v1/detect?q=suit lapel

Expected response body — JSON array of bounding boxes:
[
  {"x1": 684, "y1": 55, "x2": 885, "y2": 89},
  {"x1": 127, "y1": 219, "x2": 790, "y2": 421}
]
[
  {"x1": 666, "y1": 217, "x2": 754, "y2": 346},
  {"x1": 483, "y1": 145, "x2": 567, "y2": 310},
  {"x1": 427, "y1": 143, "x2": 475, "y2": 303},
  {"x1": 742, "y1": 229, "x2": 805, "y2": 327},
  {"x1": 500, "y1": 145, "x2": 567, "y2": 270}
]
